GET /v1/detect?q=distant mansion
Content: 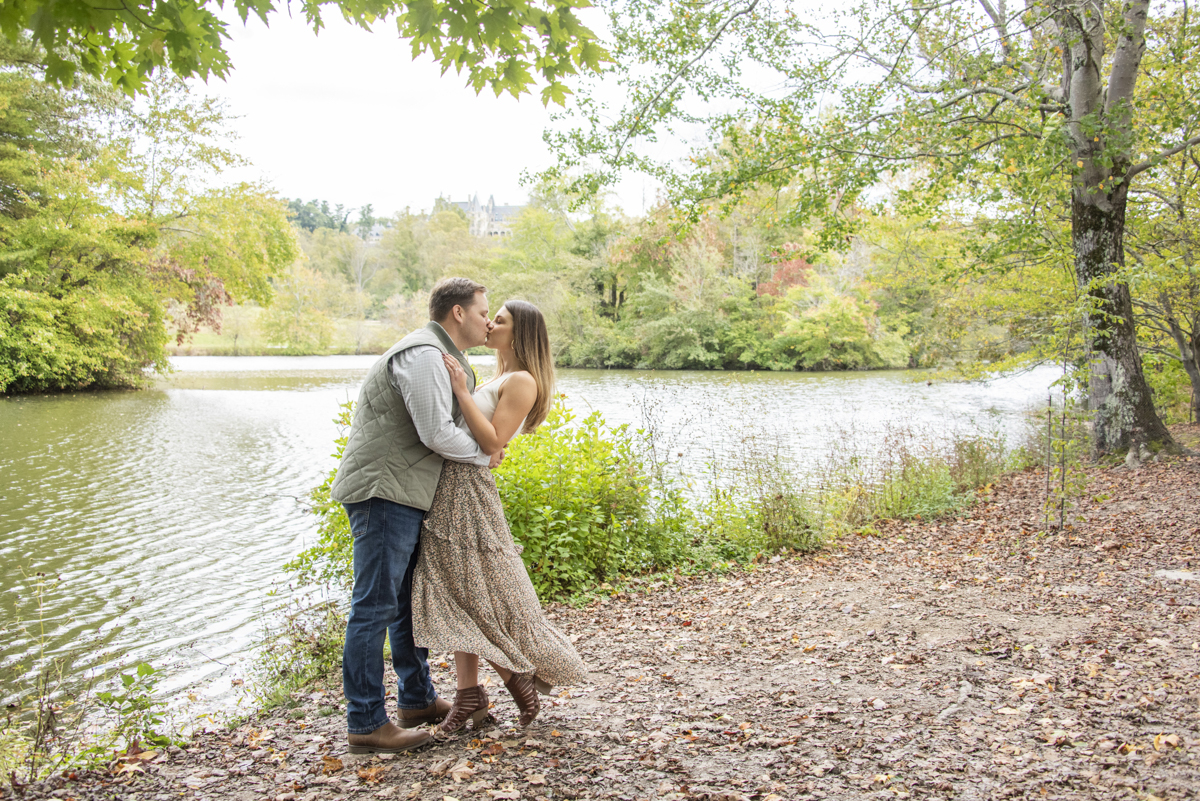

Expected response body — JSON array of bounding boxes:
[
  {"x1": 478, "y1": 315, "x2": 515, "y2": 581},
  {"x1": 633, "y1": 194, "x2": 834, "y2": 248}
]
[{"x1": 452, "y1": 194, "x2": 525, "y2": 238}]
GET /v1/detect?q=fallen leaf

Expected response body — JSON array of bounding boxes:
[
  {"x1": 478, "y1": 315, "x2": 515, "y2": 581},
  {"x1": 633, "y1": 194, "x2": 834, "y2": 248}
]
[
  {"x1": 322, "y1": 756, "x2": 344, "y2": 774},
  {"x1": 481, "y1": 742, "x2": 505, "y2": 756},
  {"x1": 449, "y1": 759, "x2": 475, "y2": 782},
  {"x1": 247, "y1": 729, "x2": 276, "y2": 748},
  {"x1": 526, "y1": 773, "x2": 546, "y2": 786},
  {"x1": 1154, "y1": 733, "x2": 1181, "y2": 751},
  {"x1": 359, "y1": 765, "x2": 387, "y2": 783}
]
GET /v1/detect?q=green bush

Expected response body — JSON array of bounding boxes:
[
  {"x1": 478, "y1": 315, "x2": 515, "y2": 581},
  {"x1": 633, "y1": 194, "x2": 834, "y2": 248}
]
[
  {"x1": 285, "y1": 402, "x2": 355, "y2": 588},
  {"x1": 289, "y1": 397, "x2": 694, "y2": 599},
  {"x1": 496, "y1": 401, "x2": 693, "y2": 596},
  {"x1": 816, "y1": 423, "x2": 1014, "y2": 536},
  {"x1": 251, "y1": 597, "x2": 346, "y2": 709},
  {"x1": 694, "y1": 456, "x2": 824, "y2": 561},
  {"x1": 289, "y1": 400, "x2": 1016, "y2": 604},
  {"x1": 0, "y1": 270, "x2": 168, "y2": 393}
]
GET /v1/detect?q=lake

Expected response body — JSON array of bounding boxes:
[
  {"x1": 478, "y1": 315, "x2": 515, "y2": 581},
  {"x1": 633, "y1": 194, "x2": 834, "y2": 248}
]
[{"x1": 0, "y1": 356, "x2": 1058, "y2": 715}]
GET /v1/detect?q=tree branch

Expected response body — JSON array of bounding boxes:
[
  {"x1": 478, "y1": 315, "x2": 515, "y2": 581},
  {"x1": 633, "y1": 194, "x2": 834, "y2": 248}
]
[
  {"x1": 613, "y1": 0, "x2": 761, "y2": 161},
  {"x1": 1127, "y1": 134, "x2": 1200, "y2": 181}
]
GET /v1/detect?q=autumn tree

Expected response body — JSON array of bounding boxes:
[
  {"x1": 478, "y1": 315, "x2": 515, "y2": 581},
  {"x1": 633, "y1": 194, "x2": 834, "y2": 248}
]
[
  {"x1": 0, "y1": 61, "x2": 295, "y2": 393},
  {"x1": 106, "y1": 77, "x2": 298, "y2": 342},
  {"x1": 554, "y1": 0, "x2": 1200, "y2": 453}
]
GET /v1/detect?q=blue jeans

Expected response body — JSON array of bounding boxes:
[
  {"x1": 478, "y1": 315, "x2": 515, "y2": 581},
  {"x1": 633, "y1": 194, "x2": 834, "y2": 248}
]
[{"x1": 342, "y1": 498, "x2": 437, "y2": 734}]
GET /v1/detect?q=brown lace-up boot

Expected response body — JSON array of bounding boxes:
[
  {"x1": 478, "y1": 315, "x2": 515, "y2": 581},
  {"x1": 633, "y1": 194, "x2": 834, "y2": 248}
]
[
  {"x1": 437, "y1": 685, "x2": 491, "y2": 737},
  {"x1": 504, "y1": 673, "x2": 540, "y2": 727}
]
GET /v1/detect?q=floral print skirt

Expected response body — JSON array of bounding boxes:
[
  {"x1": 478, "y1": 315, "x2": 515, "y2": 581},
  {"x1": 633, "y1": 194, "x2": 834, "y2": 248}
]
[{"x1": 412, "y1": 461, "x2": 588, "y2": 687}]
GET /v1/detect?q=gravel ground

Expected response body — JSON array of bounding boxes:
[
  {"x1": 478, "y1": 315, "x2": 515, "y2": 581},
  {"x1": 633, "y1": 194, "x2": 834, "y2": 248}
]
[{"x1": 6, "y1": 444, "x2": 1199, "y2": 801}]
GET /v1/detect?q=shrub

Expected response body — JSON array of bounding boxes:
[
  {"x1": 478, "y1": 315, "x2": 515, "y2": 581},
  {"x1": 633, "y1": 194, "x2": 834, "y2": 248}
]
[
  {"x1": 289, "y1": 397, "x2": 693, "y2": 600},
  {"x1": 95, "y1": 663, "x2": 173, "y2": 749},
  {"x1": 290, "y1": 399, "x2": 1017, "y2": 603},
  {"x1": 694, "y1": 439, "x2": 824, "y2": 561},
  {"x1": 285, "y1": 402, "x2": 354, "y2": 589},
  {"x1": 496, "y1": 401, "x2": 694, "y2": 596},
  {"x1": 816, "y1": 422, "x2": 1013, "y2": 536},
  {"x1": 250, "y1": 596, "x2": 346, "y2": 709}
]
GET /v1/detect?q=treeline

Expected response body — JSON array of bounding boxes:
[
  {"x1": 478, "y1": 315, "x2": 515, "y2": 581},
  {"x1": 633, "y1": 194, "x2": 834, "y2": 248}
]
[
  {"x1": 266, "y1": 180, "x2": 1195, "y2": 423},
  {"x1": 270, "y1": 190, "x2": 973, "y2": 371},
  {"x1": 0, "y1": 43, "x2": 295, "y2": 394}
]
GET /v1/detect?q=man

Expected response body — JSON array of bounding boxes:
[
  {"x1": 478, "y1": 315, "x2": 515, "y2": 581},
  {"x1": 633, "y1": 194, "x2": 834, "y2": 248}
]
[{"x1": 330, "y1": 277, "x2": 497, "y2": 754}]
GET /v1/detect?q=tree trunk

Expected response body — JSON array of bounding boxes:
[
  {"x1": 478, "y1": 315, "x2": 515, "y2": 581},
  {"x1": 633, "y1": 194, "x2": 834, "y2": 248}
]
[{"x1": 1073, "y1": 192, "x2": 1177, "y2": 453}]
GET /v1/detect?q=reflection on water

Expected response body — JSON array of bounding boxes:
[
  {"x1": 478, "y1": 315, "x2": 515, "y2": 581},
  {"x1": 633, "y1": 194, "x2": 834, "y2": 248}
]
[{"x1": 0, "y1": 356, "x2": 1058, "y2": 712}]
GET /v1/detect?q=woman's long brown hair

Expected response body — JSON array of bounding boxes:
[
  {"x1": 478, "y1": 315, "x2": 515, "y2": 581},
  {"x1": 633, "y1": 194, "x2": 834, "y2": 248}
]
[{"x1": 501, "y1": 299, "x2": 554, "y2": 433}]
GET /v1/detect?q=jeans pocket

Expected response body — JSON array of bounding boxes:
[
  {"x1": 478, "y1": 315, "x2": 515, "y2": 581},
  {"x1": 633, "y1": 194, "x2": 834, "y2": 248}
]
[{"x1": 346, "y1": 500, "x2": 372, "y2": 539}]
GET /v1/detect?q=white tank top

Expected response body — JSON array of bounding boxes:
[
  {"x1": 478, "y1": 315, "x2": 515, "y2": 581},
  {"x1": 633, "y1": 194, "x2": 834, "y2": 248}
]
[{"x1": 473, "y1": 372, "x2": 520, "y2": 424}]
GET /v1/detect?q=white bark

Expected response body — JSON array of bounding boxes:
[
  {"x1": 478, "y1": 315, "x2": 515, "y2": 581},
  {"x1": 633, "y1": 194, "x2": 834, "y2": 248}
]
[
  {"x1": 1061, "y1": 0, "x2": 1109, "y2": 201},
  {"x1": 1105, "y1": 0, "x2": 1151, "y2": 156}
]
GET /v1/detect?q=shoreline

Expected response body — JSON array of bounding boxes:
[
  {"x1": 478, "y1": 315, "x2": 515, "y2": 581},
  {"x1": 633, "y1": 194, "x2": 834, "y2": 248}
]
[
  {"x1": 163, "y1": 347, "x2": 917, "y2": 374},
  {"x1": 7, "y1": 440, "x2": 1198, "y2": 801}
]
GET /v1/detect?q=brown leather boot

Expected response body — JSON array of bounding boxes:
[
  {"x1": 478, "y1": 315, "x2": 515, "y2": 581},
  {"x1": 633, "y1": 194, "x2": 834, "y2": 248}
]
[
  {"x1": 346, "y1": 721, "x2": 431, "y2": 754},
  {"x1": 397, "y1": 696, "x2": 452, "y2": 728},
  {"x1": 504, "y1": 673, "x2": 540, "y2": 727},
  {"x1": 437, "y1": 685, "x2": 491, "y2": 737}
]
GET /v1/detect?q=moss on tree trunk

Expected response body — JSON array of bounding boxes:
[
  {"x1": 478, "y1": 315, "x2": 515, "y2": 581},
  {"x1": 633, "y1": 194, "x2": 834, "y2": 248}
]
[{"x1": 1073, "y1": 192, "x2": 1177, "y2": 453}]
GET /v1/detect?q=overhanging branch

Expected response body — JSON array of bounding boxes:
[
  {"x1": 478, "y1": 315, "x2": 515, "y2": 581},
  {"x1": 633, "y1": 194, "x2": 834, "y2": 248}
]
[
  {"x1": 612, "y1": 0, "x2": 761, "y2": 161},
  {"x1": 1127, "y1": 134, "x2": 1200, "y2": 181}
]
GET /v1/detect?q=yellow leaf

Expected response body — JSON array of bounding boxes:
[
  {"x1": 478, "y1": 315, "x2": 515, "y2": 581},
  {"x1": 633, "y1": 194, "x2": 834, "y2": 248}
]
[{"x1": 1154, "y1": 733, "x2": 1181, "y2": 751}]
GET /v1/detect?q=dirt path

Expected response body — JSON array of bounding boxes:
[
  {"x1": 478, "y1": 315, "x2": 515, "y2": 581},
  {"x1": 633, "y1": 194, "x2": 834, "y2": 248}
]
[{"x1": 10, "y1": 449, "x2": 1199, "y2": 801}]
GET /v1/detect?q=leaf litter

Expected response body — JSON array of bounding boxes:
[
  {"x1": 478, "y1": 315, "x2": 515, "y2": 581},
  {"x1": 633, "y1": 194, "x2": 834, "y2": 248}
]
[{"x1": 7, "y1": 448, "x2": 1199, "y2": 800}]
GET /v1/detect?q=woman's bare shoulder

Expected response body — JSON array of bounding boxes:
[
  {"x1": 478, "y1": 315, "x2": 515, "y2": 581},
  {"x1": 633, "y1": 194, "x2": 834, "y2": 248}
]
[{"x1": 501, "y1": 371, "x2": 537, "y2": 391}]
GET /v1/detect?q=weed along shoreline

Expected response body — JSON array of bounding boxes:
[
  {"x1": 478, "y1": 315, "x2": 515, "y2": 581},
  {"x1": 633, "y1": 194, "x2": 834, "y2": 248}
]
[{"x1": 4, "y1": 426, "x2": 1198, "y2": 801}]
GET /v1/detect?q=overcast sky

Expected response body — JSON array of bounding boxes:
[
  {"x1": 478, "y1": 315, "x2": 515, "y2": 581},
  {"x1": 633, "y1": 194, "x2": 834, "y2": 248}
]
[{"x1": 208, "y1": 9, "x2": 649, "y2": 219}]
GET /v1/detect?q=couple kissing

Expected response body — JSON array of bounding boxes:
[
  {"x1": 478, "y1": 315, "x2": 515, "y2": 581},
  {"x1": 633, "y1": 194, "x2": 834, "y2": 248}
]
[{"x1": 328, "y1": 277, "x2": 588, "y2": 754}]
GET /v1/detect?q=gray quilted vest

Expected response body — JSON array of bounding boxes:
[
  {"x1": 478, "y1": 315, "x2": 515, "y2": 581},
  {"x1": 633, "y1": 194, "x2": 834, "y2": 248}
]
[{"x1": 330, "y1": 321, "x2": 477, "y2": 511}]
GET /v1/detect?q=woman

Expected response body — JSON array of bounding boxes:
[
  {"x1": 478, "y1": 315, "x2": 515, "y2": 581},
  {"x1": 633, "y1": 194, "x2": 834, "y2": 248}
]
[{"x1": 411, "y1": 300, "x2": 588, "y2": 735}]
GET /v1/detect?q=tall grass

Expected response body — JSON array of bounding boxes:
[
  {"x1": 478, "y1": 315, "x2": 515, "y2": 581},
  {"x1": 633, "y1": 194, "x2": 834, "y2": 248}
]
[{"x1": 814, "y1": 423, "x2": 1014, "y2": 538}]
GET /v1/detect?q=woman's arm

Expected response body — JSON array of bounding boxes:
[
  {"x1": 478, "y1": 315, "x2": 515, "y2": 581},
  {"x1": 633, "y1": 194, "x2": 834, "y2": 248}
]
[{"x1": 442, "y1": 355, "x2": 537, "y2": 454}]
